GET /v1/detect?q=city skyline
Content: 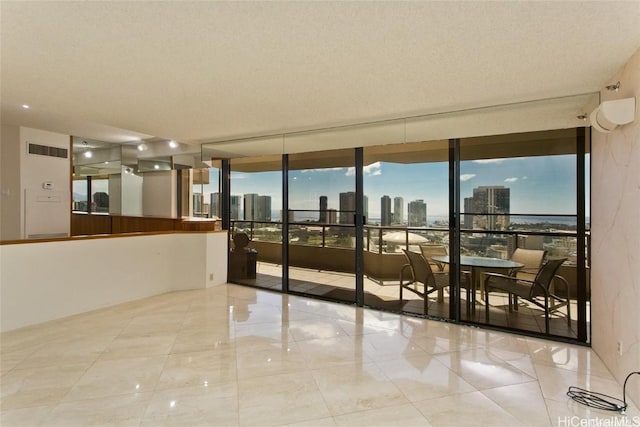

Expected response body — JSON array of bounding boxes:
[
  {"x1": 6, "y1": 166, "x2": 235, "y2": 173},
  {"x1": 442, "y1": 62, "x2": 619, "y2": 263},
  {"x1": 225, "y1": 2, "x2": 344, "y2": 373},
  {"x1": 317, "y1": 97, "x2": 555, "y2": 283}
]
[{"x1": 221, "y1": 154, "x2": 585, "y2": 219}]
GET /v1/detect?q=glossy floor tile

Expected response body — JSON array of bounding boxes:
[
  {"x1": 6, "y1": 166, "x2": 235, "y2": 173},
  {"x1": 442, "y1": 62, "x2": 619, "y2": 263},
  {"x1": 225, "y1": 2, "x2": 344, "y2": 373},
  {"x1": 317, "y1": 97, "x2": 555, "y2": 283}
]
[
  {"x1": 249, "y1": 262, "x2": 583, "y2": 339},
  {"x1": 1, "y1": 283, "x2": 636, "y2": 427}
]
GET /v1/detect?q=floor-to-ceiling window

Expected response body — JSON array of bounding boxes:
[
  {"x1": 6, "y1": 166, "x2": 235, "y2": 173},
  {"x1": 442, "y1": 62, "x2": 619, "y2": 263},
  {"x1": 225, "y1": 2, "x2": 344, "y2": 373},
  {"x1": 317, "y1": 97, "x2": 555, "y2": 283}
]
[
  {"x1": 208, "y1": 93, "x2": 595, "y2": 344},
  {"x1": 459, "y1": 129, "x2": 590, "y2": 340},
  {"x1": 229, "y1": 155, "x2": 283, "y2": 290},
  {"x1": 362, "y1": 141, "x2": 452, "y2": 317},
  {"x1": 287, "y1": 149, "x2": 357, "y2": 304}
]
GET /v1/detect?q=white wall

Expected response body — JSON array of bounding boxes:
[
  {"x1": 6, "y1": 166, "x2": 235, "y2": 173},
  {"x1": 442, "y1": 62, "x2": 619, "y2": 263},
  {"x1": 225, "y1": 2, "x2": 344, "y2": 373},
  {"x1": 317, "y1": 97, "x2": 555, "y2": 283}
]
[
  {"x1": 0, "y1": 231, "x2": 228, "y2": 332},
  {"x1": 591, "y1": 47, "x2": 640, "y2": 407},
  {"x1": 122, "y1": 169, "x2": 143, "y2": 216},
  {"x1": 19, "y1": 127, "x2": 70, "y2": 238},
  {"x1": 143, "y1": 170, "x2": 177, "y2": 217},
  {"x1": 108, "y1": 169, "x2": 144, "y2": 216},
  {"x1": 108, "y1": 173, "x2": 122, "y2": 214},
  {"x1": 0, "y1": 125, "x2": 21, "y2": 240}
]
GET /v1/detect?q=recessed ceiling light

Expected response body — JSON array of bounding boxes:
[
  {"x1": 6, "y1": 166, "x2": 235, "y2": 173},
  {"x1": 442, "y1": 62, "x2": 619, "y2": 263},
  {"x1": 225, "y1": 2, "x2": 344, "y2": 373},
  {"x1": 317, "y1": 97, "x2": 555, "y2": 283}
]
[
  {"x1": 104, "y1": 161, "x2": 109, "y2": 165},
  {"x1": 168, "y1": 140, "x2": 178, "y2": 148},
  {"x1": 154, "y1": 164, "x2": 160, "y2": 169},
  {"x1": 137, "y1": 143, "x2": 147, "y2": 151},
  {"x1": 84, "y1": 151, "x2": 93, "y2": 158},
  {"x1": 21, "y1": 104, "x2": 30, "y2": 109}
]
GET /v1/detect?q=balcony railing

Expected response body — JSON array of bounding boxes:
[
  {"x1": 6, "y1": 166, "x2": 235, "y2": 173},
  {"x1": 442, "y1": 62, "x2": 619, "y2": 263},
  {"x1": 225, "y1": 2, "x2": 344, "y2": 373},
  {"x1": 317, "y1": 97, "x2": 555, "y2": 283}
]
[{"x1": 231, "y1": 217, "x2": 587, "y2": 263}]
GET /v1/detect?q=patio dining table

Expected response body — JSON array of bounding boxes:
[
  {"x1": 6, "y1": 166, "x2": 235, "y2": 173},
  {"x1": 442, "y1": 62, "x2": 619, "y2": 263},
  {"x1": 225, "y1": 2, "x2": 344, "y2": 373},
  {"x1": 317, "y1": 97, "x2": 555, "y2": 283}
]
[{"x1": 431, "y1": 255, "x2": 524, "y2": 314}]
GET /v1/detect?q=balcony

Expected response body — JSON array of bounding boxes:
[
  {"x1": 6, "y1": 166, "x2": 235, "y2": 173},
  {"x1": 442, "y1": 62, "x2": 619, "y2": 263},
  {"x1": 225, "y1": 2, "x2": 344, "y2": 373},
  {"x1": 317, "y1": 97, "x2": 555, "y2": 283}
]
[{"x1": 230, "y1": 220, "x2": 588, "y2": 340}]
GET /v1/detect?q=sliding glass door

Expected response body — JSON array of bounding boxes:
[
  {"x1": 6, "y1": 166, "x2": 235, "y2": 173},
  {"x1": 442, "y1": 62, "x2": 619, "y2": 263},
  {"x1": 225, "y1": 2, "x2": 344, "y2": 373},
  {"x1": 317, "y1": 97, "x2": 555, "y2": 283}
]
[
  {"x1": 229, "y1": 155, "x2": 283, "y2": 290},
  {"x1": 362, "y1": 141, "x2": 452, "y2": 317},
  {"x1": 459, "y1": 129, "x2": 590, "y2": 340},
  {"x1": 208, "y1": 94, "x2": 595, "y2": 344},
  {"x1": 287, "y1": 149, "x2": 357, "y2": 304}
]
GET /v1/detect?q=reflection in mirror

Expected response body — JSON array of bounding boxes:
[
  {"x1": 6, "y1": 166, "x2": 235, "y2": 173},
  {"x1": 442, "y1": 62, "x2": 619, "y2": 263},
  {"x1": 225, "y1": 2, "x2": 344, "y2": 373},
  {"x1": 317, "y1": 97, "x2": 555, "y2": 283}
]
[
  {"x1": 72, "y1": 137, "x2": 122, "y2": 214},
  {"x1": 72, "y1": 137, "x2": 122, "y2": 177},
  {"x1": 72, "y1": 137, "x2": 211, "y2": 217},
  {"x1": 201, "y1": 135, "x2": 283, "y2": 160},
  {"x1": 137, "y1": 158, "x2": 172, "y2": 172}
]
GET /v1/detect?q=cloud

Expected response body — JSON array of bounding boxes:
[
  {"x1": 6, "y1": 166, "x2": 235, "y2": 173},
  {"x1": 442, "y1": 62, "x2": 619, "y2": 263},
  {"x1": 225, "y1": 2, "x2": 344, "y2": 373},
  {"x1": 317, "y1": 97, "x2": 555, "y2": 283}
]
[
  {"x1": 346, "y1": 162, "x2": 382, "y2": 177},
  {"x1": 301, "y1": 167, "x2": 344, "y2": 173},
  {"x1": 473, "y1": 159, "x2": 505, "y2": 164},
  {"x1": 460, "y1": 174, "x2": 476, "y2": 181},
  {"x1": 366, "y1": 162, "x2": 382, "y2": 176},
  {"x1": 522, "y1": 176, "x2": 528, "y2": 180},
  {"x1": 504, "y1": 177, "x2": 518, "y2": 182}
]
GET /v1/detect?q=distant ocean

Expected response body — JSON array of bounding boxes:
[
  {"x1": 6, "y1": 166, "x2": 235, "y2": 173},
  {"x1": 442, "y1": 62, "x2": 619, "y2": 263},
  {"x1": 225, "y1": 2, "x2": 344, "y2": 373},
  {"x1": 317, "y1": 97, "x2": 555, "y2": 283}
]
[
  {"x1": 251, "y1": 212, "x2": 589, "y2": 226},
  {"x1": 509, "y1": 216, "x2": 585, "y2": 225}
]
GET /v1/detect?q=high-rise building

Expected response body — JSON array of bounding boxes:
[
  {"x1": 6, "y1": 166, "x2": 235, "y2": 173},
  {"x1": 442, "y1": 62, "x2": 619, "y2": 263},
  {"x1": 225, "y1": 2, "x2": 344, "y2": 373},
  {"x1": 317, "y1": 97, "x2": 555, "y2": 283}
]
[
  {"x1": 242, "y1": 194, "x2": 272, "y2": 221},
  {"x1": 472, "y1": 185, "x2": 510, "y2": 230},
  {"x1": 363, "y1": 195, "x2": 369, "y2": 223},
  {"x1": 327, "y1": 209, "x2": 338, "y2": 224},
  {"x1": 339, "y1": 192, "x2": 355, "y2": 224},
  {"x1": 230, "y1": 195, "x2": 241, "y2": 220},
  {"x1": 381, "y1": 195, "x2": 392, "y2": 226},
  {"x1": 408, "y1": 199, "x2": 427, "y2": 226},
  {"x1": 463, "y1": 196, "x2": 474, "y2": 229},
  {"x1": 338, "y1": 192, "x2": 367, "y2": 224},
  {"x1": 394, "y1": 196, "x2": 404, "y2": 224},
  {"x1": 193, "y1": 193, "x2": 203, "y2": 215},
  {"x1": 210, "y1": 192, "x2": 221, "y2": 218},
  {"x1": 256, "y1": 195, "x2": 272, "y2": 221},
  {"x1": 243, "y1": 193, "x2": 259, "y2": 220},
  {"x1": 319, "y1": 196, "x2": 328, "y2": 223}
]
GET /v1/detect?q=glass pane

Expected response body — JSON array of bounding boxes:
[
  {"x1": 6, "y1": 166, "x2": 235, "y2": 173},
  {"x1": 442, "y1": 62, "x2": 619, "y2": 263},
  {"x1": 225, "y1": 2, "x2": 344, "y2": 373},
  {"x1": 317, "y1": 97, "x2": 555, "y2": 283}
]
[
  {"x1": 363, "y1": 141, "x2": 452, "y2": 317},
  {"x1": 460, "y1": 129, "x2": 585, "y2": 340},
  {"x1": 288, "y1": 149, "x2": 355, "y2": 303},
  {"x1": 91, "y1": 178, "x2": 109, "y2": 213},
  {"x1": 229, "y1": 156, "x2": 282, "y2": 290},
  {"x1": 191, "y1": 167, "x2": 220, "y2": 218},
  {"x1": 72, "y1": 179, "x2": 88, "y2": 212}
]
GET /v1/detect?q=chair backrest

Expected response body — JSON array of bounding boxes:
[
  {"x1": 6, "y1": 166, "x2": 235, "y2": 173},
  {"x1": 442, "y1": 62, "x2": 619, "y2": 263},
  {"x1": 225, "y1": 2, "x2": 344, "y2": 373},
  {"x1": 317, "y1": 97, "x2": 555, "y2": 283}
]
[
  {"x1": 531, "y1": 258, "x2": 566, "y2": 297},
  {"x1": 402, "y1": 249, "x2": 435, "y2": 287},
  {"x1": 420, "y1": 244, "x2": 448, "y2": 271},
  {"x1": 420, "y1": 244, "x2": 448, "y2": 258},
  {"x1": 511, "y1": 248, "x2": 546, "y2": 270}
]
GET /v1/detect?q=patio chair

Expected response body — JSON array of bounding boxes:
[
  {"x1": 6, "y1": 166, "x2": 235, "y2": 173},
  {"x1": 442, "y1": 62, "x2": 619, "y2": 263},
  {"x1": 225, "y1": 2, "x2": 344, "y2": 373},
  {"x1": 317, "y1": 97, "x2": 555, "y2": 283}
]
[
  {"x1": 400, "y1": 249, "x2": 470, "y2": 316},
  {"x1": 510, "y1": 248, "x2": 546, "y2": 281},
  {"x1": 419, "y1": 244, "x2": 449, "y2": 272},
  {"x1": 508, "y1": 248, "x2": 546, "y2": 309},
  {"x1": 483, "y1": 257, "x2": 569, "y2": 334}
]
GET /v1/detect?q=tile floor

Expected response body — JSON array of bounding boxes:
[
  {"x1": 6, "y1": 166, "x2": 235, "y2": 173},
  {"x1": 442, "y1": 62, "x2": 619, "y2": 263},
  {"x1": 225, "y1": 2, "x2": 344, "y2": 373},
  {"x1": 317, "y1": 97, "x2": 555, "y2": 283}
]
[
  {"x1": 242, "y1": 262, "x2": 582, "y2": 338},
  {"x1": 1, "y1": 283, "x2": 635, "y2": 426}
]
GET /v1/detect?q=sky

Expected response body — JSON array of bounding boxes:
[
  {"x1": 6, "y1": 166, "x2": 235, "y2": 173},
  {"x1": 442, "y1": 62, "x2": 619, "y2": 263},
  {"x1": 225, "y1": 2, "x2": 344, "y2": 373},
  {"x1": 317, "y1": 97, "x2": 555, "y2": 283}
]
[
  {"x1": 223, "y1": 154, "x2": 588, "y2": 219},
  {"x1": 74, "y1": 154, "x2": 589, "y2": 219}
]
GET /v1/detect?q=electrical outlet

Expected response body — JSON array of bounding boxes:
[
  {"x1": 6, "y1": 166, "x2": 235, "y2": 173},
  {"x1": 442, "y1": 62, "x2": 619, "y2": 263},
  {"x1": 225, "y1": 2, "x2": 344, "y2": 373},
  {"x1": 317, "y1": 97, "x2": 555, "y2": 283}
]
[
  {"x1": 617, "y1": 341, "x2": 623, "y2": 356},
  {"x1": 209, "y1": 273, "x2": 214, "y2": 281}
]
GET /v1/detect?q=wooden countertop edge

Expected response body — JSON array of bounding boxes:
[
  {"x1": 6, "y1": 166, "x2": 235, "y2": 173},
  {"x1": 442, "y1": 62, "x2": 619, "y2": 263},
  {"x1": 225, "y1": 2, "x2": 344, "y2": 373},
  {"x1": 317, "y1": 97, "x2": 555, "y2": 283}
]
[{"x1": 0, "y1": 230, "x2": 228, "y2": 246}]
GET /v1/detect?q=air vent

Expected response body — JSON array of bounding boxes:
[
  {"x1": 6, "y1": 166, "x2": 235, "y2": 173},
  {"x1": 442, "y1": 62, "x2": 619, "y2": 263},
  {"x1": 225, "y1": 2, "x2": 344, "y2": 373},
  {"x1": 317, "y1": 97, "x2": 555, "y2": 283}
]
[{"x1": 27, "y1": 143, "x2": 68, "y2": 159}]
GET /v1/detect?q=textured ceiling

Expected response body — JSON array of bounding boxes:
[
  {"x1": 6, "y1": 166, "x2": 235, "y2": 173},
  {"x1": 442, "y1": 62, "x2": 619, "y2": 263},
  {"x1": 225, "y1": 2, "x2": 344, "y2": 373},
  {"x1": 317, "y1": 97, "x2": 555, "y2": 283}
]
[{"x1": 1, "y1": 1, "x2": 639, "y2": 144}]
